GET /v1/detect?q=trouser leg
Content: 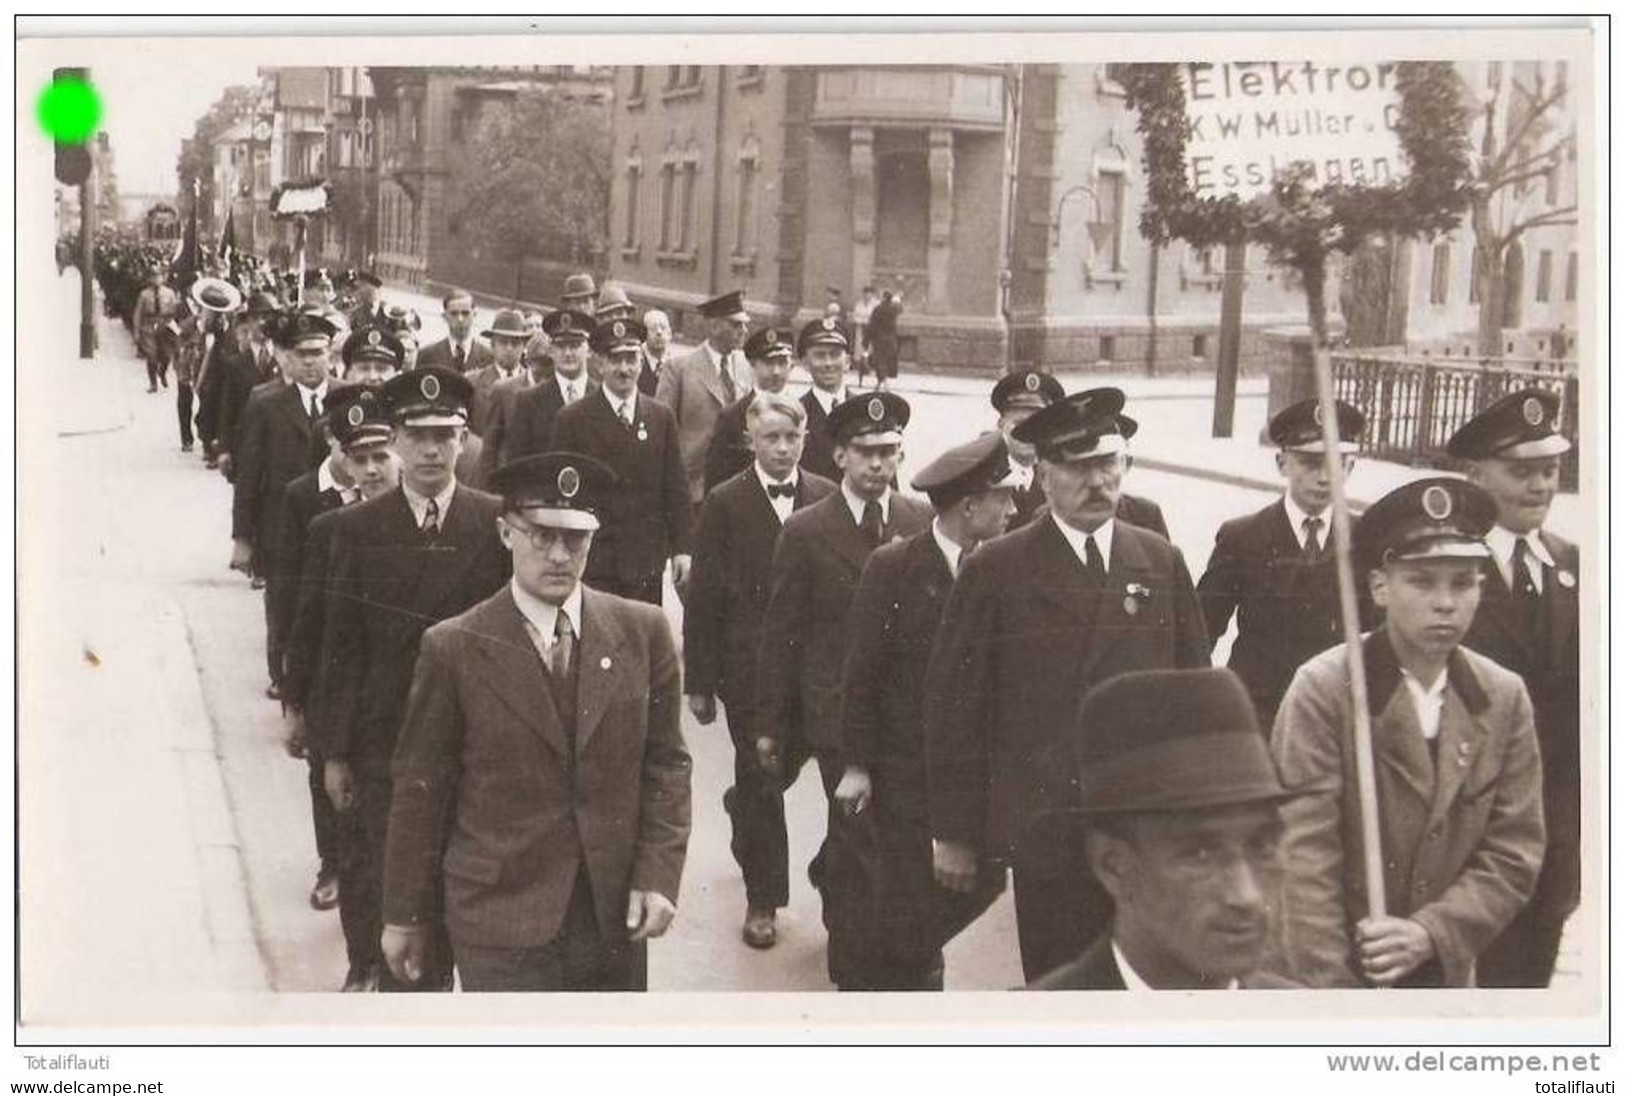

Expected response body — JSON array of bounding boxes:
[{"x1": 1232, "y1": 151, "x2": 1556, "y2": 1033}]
[
  {"x1": 306, "y1": 750, "x2": 338, "y2": 872},
  {"x1": 1475, "y1": 837, "x2": 1580, "y2": 987},
  {"x1": 176, "y1": 382, "x2": 195, "y2": 447},
  {"x1": 357, "y1": 766, "x2": 453, "y2": 993},
  {"x1": 454, "y1": 868, "x2": 647, "y2": 992},
  {"x1": 721, "y1": 700, "x2": 790, "y2": 909}
]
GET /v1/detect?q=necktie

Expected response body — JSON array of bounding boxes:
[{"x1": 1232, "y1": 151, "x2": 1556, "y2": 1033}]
[
  {"x1": 565, "y1": 381, "x2": 578, "y2": 404},
  {"x1": 954, "y1": 548, "x2": 969, "y2": 578},
  {"x1": 620, "y1": 401, "x2": 635, "y2": 429},
  {"x1": 719, "y1": 357, "x2": 738, "y2": 405},
  {"x1": 421, "y1": 497, "x2": 440, "y2": 538},
  {"x1": 1302, "y1": 516, "x2": 1324, "y2": 561},
  {"x1": 766, "y1": 481, "x2": 795, "y2": 500},
  {"x1": 861, "y1": 500, "x2": 884, "y2": 548},
  {"x1": 551, "y1": 611, "x2": 575, "y2": 683},
  {"x1": 1084, "y1": 534, "x2": 1106, "y2": 584},
  {"x1": 307, "y1": 391, "x2": 321, "y2": 421},
  {"x1": 1511, "y1": 538, "x2": 1541, "y2": 600},
  {"x1": 453, "y1": 345, "x2": 465, "y2": 371}
]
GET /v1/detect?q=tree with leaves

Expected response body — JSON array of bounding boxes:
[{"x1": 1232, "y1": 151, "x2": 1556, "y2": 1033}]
[
  {"x1": 1465, "y1": 63, "x2": 1578, "y2": 357},
  {"x1": 176, "y1": 83, "x2": 262, "y2": 238},
  {"x1": 453, "y1": 87, "x2": 611, "y2": 300}
]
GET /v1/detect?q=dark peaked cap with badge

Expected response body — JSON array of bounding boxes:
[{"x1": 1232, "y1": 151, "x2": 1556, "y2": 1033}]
[
  {"x1": 326, "y1": 385, "x2": 393, "y2": 451},
  {"x1": 589, "y1": 317, "x2": 646, "y2": 355},
  {"x1": 490, "y1": 452, "x2": 617, "y2": 532},
  {"x1": 1445, "y1": 386, "x2": 1572, "y2": 461},
  {"x1": 1269, "y1": 398, "x2": 1366, "y2": 453},
  {"x1": 269, "y1": 310, "x2": 339, "y2": 350},
  {"x1": 827, "y1": 390, "x2": 910, "y2": 445},
  {"x1": 992, "y1": 369, "x2": 1065, "y2": 412},
  {"x1": 1353, "y1": 476, "x2": 1495, "y2": 571},
  {"x1": 744, "y1": 325, "x2": 795, "y2": 361},
  {"x1": 1067, "y1": 668, "x2": 1300, "y2": 817},
  {"x1": 797, "y1": 316, "x2": 850, "y2": 354},
  {"x1": 541, "y1": 309, "x2": 594, "y2": 342},
  {"x1": 380, "y1": 365, "x2": 473, "y2": 427},
  {"x1": 342, "y1": 325, "x2": 405, "y2": 370},
  {"x1": 1011, "y1": 386, "x2": 1129, "y2": 460},
  {"x1": 699, "y1": 290, "x2": 750, "y2": 322},
  {"x1": 912, "y1": 432, "x2": 1020, "y2": 508}
]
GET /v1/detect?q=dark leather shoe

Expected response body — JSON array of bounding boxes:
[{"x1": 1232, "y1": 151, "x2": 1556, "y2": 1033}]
[
  {"x1": 340, "y1": 964, "x2": 378, "y2": 992},
  {"x1": 264, "y1": 681, "x2": 282, "y2": 701},
  {"x1": 742, "y1": 907, "x2": 777, "y2": 950},
  {"x1": 310, "y1": 868, "x2": 339, "y2": 911}
]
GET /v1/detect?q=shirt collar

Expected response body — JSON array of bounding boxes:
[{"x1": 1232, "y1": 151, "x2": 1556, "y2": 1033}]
[
  {"x1": 401, "y1": 480, "x2": 457, "y2": 525},
  {"x1": 510, "y1": 577, "x2": 583, "y2": 651},
  {"x1": 605, "y1": 387, "x2": 637, "y2": 420},
  {"x1": 841, "y1": 481, "x2": 890, "y2": 528},
  {"x1": 932, "y1": 518, "x2": 963, "y2": 575},
  {"x1": 295, "y1": 379, "x2": 329, "y2": 401},
  {"x1": 1281, "y1": 493, "x2": 1326, "y2": 549},
  {"x1": 1051, "y1": 513, "x2": 1114, "y2": 570},
  {"x1": 811, "y1": 385, "x2": 846, "y2": 414},
  {"x1": 317, "y1": 458, "x2": 350, "y2": 498},
  {"x1": 755, "y1": 462, "x2": 799, "y2": 496},
  {"x1": 1486, "y1": 525, "x2": 1555, "y2": 571},
  {"x1": 1401, "y1": 666, "x2": 1448, "y2": 699},
  {"x1": 1112, "y1": 939, "x2": 1239, "y2": 991},
  {"x1": 556, "y1": 371, "x2": 585, "y2": 400}
]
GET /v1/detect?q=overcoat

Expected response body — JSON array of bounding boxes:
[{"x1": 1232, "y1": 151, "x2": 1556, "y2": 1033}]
[
  {"x1": 231, "y1": 381, "x2": 324, "y2": 572},
  {"x1": 1270, "y1": 631, "x2": 1546, "y2": 987},
  {"x1": 503, "y1": 376, "x2": 598, "y2": 467},
  {"x1": 381, "y1": 586, "x2": 692, "y2": 949}
]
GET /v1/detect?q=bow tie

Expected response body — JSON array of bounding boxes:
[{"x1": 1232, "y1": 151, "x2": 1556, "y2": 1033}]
[{"x1": 765, "y1": 481, "x2": 795, "y2": 500}]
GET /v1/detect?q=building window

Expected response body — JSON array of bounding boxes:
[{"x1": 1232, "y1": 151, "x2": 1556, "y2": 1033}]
[
  {"x1": 665, "y1": 66, "x2": 681, "y2": 90},
  {"x1": 1092, "y1": 169, "x2": 1127, "y2": 274},
  {"x1": 738, "y1": 65, "x2": 764, "y2": 88},
  {"x1": 1468, "y1": 246, "x2": 1482, "y2": 304},
  {"x1": 658, "y1": 161, "x2": 677, "y2": 250},
  {"x1": 678, "y1": 159, "x2": 699, "y2": 251},
  {"x1": 628, "y1": 66, "x2": 645, "y2": 102},
  {"x1": 623, "y1": 161, "x2": 641, "y2": 249},
  {"x1": 1535, "y1": 248, "x2": 1553, "y2": 303},
  {"x1": 1565, "y1": 251, "x2": 1578, "y2": 301},
  {"x1": 1098, "y1": 334, "x2": 1116, "y2": 362},
  {"x1": 1192, "y1": 333, "x2": 1209, "y2": 359},
  {"x1": 733, "y1": 148, "x2": 758, "y2": 257},
  {"x1": 685, "y1": 67, "x2": 702, "y2": 88},
  {"x1": 1429, "y1": 242, "x2": 1451, "y2": 305}
]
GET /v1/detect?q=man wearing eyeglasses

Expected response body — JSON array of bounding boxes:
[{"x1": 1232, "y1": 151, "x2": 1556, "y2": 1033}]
[
  {"x1": 381, "y1": 453, "x2": 692, "y2": 992},
  {"x1": 1196, "y1": 398, "x2": 1370, "y2": 730}
]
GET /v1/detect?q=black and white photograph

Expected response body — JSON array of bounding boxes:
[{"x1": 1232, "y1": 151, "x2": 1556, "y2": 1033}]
[{"x1": 11, "y1": 14, "x2": 1608, "y2": 1072}]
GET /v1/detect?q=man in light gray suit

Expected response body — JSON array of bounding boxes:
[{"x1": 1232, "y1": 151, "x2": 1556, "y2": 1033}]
[{"x1": 654, "y1": 290, "x2": 755, "y2": 505}]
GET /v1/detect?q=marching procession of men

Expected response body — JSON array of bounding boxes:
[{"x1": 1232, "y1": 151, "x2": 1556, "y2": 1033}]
[{"x1": 91, "y1": 236, "x2": 1585, "y2": 994}]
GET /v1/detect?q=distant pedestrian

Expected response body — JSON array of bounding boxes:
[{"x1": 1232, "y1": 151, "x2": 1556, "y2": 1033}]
[{"x1": 867, "y1": 290, "x2": 902, "y2": 390}]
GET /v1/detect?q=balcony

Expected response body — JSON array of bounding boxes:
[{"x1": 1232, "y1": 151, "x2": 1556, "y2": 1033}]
[{"x1": 812, "y1": 66, "x2": 1006, "y2": 131}]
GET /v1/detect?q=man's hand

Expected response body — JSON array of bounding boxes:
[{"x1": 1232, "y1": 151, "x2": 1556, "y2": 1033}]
[
  {"x1": 834, "y1": 765, "x2": 872, "y2": 817},
  {"x1": 669, "y1": 553, "x2": 692, "y2": 587},
  {"x1": 324, "y1": 759, "x2": 357, "y2": 814},
  {"x1": 933, "y1": 839, "x2": 978, "y2": 894},
  {"x1": 626, "y1": 890, "x2": 677, "y2": 942},
  {"x1": 1355, "y1": 916, "x2": 1436, "y2": 986},
  {"x1": 282, "y1": 707, "x2": 308, "y2": 760},
  {"x1": 229, "y1": 538, "x2": 254, "y2": 575},
  {"x1": 686, "y1": 693, "x2": 717, "y2": 725},
  {"x1": 381, "y1": 924, "x2": 426, "y2": 985},
  {"x1": 756, "y1": 735, "x2": 783, "y2": 777}
]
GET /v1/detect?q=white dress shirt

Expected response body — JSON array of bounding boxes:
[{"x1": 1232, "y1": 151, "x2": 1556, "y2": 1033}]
[
  {"x1": 1113, "y1": 939, "x2": 1239, "y2": 991},
  {"x1": 1282, "y1": 493, "x2": 1329, "y2": 552},
  {"x1": 317, "y1": 458, "x2": 359, "y2": 505},
  {"x1": 1401, "y1": 667, "x2": 1449, "y2": 742},
  {"x1": 402, "y1": 481, "x2": 457, "y2": 529},
  {"x1": 510, "y1": 578, "x2": 583, "y2": 660},
  {"x1": 1051, "y1": 513, "x2": 1115, "y2": 572},
  {"x1": 841, "y1": 481, "x2": 891, "y2": 528},
  {"x1": 810, "y1": 385, "x2": 849, "y2": 416},
  {"x1": 932, "y1": 517, "x2": 964, "y2": 575},
  {"x1": 756, "y1": 463, "x2": 799, "y2": 523},
  {"x1": 555, "y1": 371, "x2": 586, "y2": 405},
  {"x1": 1485, "y1": 525, "x2": 1555, "y2": 594},
  {"x1": 295, "y1": 380, "x2": 330, "y2": 418},
  {"x1": 606, "y1": 388, "x2": 638, "y2": 425}
]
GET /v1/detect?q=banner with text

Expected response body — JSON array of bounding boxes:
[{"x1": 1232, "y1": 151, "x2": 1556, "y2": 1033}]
[{"x1": 1181, "y1": 62, "x2": 1407, "y2": 201}]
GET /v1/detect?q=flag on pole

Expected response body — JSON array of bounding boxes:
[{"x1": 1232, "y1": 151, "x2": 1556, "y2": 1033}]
[
  {"x1": 218, "y1": 206, "x2": 236, "y2": 268},
  {"x1": 170, "y1": 179, "x2": 203, "y2": 288}
]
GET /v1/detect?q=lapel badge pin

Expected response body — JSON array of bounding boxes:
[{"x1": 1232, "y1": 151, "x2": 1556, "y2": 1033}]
[
  {"x1": 1123, "y1": 582, "x2": 1151, "y2": 616},
  {"x1": 636, "y1": 423, "x2": 649, "y2": 442},
  {"x1": 1558, "y1": 569, "x2": 1576, "y2": 589},
  {"x1": 599, "y1": 656, "x2": 612, "y2": 670}
]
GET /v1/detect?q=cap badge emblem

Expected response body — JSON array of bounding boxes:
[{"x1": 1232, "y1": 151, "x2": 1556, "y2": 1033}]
[
  {"x1": 1523, "y1": 397, "x2": 1545, "y2": 426},
  {"x1": 1421, "y1": 484, "x2": 1454, "y2": 521},
  {"x1": 367, "y1": 329, "x2": 381, "y2": 347},
  {"x1": 421, "y1": 374, "x2": 441, "y2": 400},
  {"x1": 1024, "y1": 373, "x2": 1041, "y2": 392},
  {"x1": 765, "y1": 328, "x2": 777, "y2": 344},
  {"x1": 558, "y1": 466, "x2": 581, "y2": 499},
  {"x1": 868, "y1": 397, "x2": 886, "y2": 422},
  {"x1": 346, "y1": 405, "x2": 365, "y2": 427},
  {"x1": 822, "y1": 318, "x2": 836, "y2": 331},
  {"x1": 612, "y1": 321, "x2": 626, "y2": 339},
  {"x1": 559, "y1": 314, "x2": 573, "y2": 331},
  {"x1": 1313, "y1": 403, "x2": 1325, "y2": 426}
]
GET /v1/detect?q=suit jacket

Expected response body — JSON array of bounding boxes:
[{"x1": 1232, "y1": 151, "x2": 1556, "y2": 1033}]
[
  {"x1": 418, "y1": 336, "x2": 494, "y2": 375},
  {"x1": 215, "y1": 343, "x2": 280, "y2": 454},
  {"x1": 1025, "y1": 931, "x2": 1300, "y2": 990},
  {"x1": 503, "y1": 375, "x2": 597, "y2": 466},
  {"x1": 924, "y1": 516, "x2": 1209, "y2": 853},
  {"x1": 283, "y1": 503, "x2": 347, "y2": 720},
  {"x1": 269, "y1": 466, "x2": 347, "y2": 688},
  {"x1": 684, "y1": 467, "x2": 837, "y2": 709},
  {"x1": 382, "y1": 585, "x2": 692, "y2": 949},
  {"x1": 638, "y1": 346, "x2": 669, "y2": 399},
  {"x1": 799, "y1": 389, "x2": 846, "y2": 485},
  {"x1": 1197, "y1": 499, "x2": 1355, "y2": 723},
  {"x1": 655, "y1": 341, "x2": 755, "y2": 504},
  {"x1": 1271, "y1": 631, "x2": 1546, "y2": 987},
  {"x1": 1462, "y1": 532, "x2": 1580, "y2": 857},
  {"x1": 551, "y1": 389, "x2": 694, "y2": 585},
  {"x1": 316, "y1": 485, "x2": 511, "y2": 763},
  {"x1": 701, "y1": 392, "x2": 756, "y2": 496},
  {"x1": 466, "y1": 362, "x2": 525, "y2": 438},
  {"x1": 231, "y1": 382, "x2": 326, "y2": 570},
  {"x1": 477, "y1": 370, "x2": 545, "y2": 481},
  {"x1": 756, "y1": 489, "x2": 933, "y2": 752}
]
